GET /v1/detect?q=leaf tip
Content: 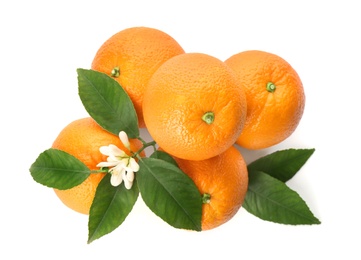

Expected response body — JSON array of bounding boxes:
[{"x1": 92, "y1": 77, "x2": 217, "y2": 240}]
[{"x1": 311, "y1": 216, "x2": 321, "y2": 225}]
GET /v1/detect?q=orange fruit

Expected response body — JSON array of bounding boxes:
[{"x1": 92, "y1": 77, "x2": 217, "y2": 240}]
[
  {"x1": 172, "y1": 145, "x2": 248, "y2": 230},
  {"x1": 143, "y1": 53, "x2": 247, "y2": 161},
  {"x1": 91, "y1": 26, "x2": 185, "y2": 128},
  {"x1": 51, "y1": 117, "x2": 144, "y2": 215},
  {"x1": 225, "y1": 50, "x2": 305, "y2": 150}
]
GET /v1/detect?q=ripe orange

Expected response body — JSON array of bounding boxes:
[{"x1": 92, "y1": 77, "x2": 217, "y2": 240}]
[
  {"x1": 51, "y1": 117, "x2": 144, "y2": 215},
  {"x1": 91, "y1": 26, "x2": 185, "y2": 128},
  {"x1": 225, "y1": 50, "x2": 305, "y2": 150},
  {"x1": 172, "y1": 145, "x2": 248, "y2": 230},
  {"x1": 143, "y1": 53, "x2": 247, "y2": 161}
]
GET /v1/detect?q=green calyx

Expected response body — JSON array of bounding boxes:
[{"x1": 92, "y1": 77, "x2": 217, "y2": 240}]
[
  {"x1": 202, "y1": 112, "x2": 215, "y2": 125},
  {"x1": 111, "y1": 67, "x2": 120, "y2": 78},
  {"x1": 202, "y1": 193, "x2": 211, "y2": 204},
  {"x1": 266, "y1": 82, "x2": 276, "y2": 93}
]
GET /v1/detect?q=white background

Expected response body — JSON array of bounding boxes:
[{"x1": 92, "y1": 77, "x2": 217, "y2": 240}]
[{"x1": 1, "y1": 0, "x2": 360, "y2": 259}]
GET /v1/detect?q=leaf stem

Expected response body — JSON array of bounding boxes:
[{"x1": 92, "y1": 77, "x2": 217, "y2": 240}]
[
  {"x1": 133, "y1": 139, "x2": 157, "y2": 158},
  {"x1": 137, "y1": 136, "x2": 148, "y2": 145}
]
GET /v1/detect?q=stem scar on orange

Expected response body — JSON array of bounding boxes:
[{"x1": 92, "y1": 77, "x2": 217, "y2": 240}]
[
  {"x1": 142, "y1": 52, "x2": 247, "y2": 161},
  {"x1": 225, "y1": 50, "x2": 305, "y2": 150}
]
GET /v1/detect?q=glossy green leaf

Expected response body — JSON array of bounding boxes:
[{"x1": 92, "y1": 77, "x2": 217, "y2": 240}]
[
  {"x1": 77, "y1": 68, "x2": 139, "y2": 138},
  {"x1": 150, "y1": 150, "x2": 178, "y2": 167},
  {"x1": 137, "y1": 158, "x2": 202, "y2": 231},
  {"x1": 29, "y1": 148, "x2": 90, "y2": 190},
  {"x1": 248, "y1": 148, "x2": 315, "y2": 182},
  {"x1": 88, "y1": 174, "x2": 139, "y2": 244},
  {"x1": 243, "y1": 170, "x2": 321, "y2": 225}
]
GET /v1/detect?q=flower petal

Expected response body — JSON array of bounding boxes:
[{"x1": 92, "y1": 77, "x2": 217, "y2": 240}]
[
  {"x1": 110, "y1": 171, "x2": 123, "y2": 187},
  {"x1": 99, "y1": 146, "x2": 111, "y2": 156},
  {"x1": 96, "y1": 161, "x2": 119, "y2": 168},
  {"x1": 126, "y1": 170, "x2": 135, "y2": 182},
  {"x1": 119, "y1": 131, "x2": 130, "y2": 150},
  {"x1": 109, "y1": 144, "x2": 127, "y2": 157},
  {"x1": 124, "y1": 180, "x2": 133, "y2": 189},
  {"x1": 106, "y1": 156, "x2": 119, "y2": 162},
  {"x1": 129, "y1": 158, "x2": 140, "y2": 172}
]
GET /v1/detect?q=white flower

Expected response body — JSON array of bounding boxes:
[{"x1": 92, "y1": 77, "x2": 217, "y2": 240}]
[{"x1": 96, "y1": 132, "x2": 139, "y2": 189}]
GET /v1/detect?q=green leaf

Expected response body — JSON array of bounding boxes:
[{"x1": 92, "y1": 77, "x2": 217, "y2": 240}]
[
  {"x1": 150, "y1": 150, "x2": 178, "y2": 167},
  {"x1": 243, "y1": 170, "x2": 321, "y2": 225},
  {"x1": 247, "y1": 148, "x2": 315, "y2": 182},
  {"x1": 77, "y1": 68, "x2": 139, "y2": 138},
  {"x1": 88, "y1": 174, "x2": 139, "y2": 244},
  {"x1": 137, "y1": 158, "x2": 202, "y2": 231},
  {"x1": 29, "y1": 148, "x2": 90, "y2": 190}
]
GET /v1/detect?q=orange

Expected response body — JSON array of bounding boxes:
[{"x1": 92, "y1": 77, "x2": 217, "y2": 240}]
[
  {"x1": 143, "y1": 53, "x2": 247, "y2": 161},
  {"x1": 91, "y1": 26, "x2": 185, "y2": 128},
  {"x1": 225, "y1": 50, "x2": 305, "y2": 150},
  {"x1": 51, "y1": 117, "x2": 144, "y2": 215},
  {"x1": 172, "y1": 145, "x2": 248, "y2": 230}
]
